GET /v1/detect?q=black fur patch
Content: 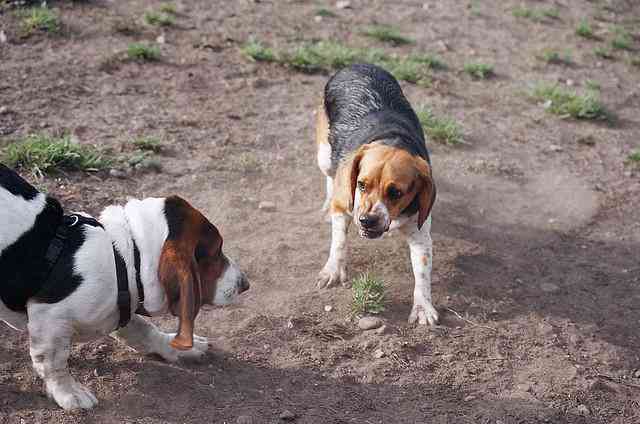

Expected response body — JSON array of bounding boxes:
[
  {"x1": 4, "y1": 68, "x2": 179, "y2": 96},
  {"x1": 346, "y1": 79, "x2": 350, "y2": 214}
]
[
  {"x1": 324, "y1": 63, "x2": 431, "y2": 174},
  {"x1": 0, "y1": 163, "x2": 38, "y2": 200},
  {"x1": 164, "y1": 195, "x2": 188, "y2": 241}
]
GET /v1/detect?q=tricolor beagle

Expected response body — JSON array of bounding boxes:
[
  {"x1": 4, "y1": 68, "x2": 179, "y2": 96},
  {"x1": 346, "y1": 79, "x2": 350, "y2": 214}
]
[
  {"x1": 315, "y1": 64, "x2": 438, "y2": 325},
  {"x1": 0, "y1": 163, "x2": 249, "y2": 410}
]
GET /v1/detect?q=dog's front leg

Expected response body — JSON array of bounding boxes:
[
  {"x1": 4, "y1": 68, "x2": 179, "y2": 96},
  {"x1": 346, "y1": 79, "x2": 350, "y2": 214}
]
[
  {"x1": 316, "y1": 212, "x2": 350, "y2": 288},
  {"x1": 401, "y1": 216, "x2": 439, "y2": 325},
  {"x1": 28, "y1": 318, "x2": 98, "y2": 410},
  {"x1": 112, "y1": 315, "x2": 208, "y2": 362}
]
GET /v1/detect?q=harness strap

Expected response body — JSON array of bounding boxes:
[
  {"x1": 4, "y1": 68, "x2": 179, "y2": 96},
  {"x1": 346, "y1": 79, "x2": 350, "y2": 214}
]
[
  {"x1": 132, "y1": 239, "x2": 148, "y2": 316},
  {"x1": 112, "y1": 245, "x2": 131, "y2": 328}
]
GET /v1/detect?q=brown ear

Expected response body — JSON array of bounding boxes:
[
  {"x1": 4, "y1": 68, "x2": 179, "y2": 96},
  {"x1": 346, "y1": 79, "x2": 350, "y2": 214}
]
[
  {"x1": 331, "y1": 145, "x2": 368, "y2": 213},
  {"x1": 158, "y1": 242, "x2": 202, "y2": 351},
  {"x1": 415, "y1": 158, "x2": 437, "y2": 230}
]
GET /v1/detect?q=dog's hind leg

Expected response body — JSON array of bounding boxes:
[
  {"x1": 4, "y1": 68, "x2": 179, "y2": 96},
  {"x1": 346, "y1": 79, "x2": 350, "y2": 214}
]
[
  {"x1": 112, "y1": 315, "x2": 208, "y2": 363},
  {"x1": 28, "y1": 316, "x2": 98, "y2": 410},
  {"x1": 315, "y1": 100, "x2": 334, "y2": 215}
]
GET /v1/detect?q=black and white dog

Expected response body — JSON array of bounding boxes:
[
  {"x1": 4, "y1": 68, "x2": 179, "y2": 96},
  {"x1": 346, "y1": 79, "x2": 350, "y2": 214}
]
[{"x1": 0, "y1": 164, "x2": 249, "y2": 410}]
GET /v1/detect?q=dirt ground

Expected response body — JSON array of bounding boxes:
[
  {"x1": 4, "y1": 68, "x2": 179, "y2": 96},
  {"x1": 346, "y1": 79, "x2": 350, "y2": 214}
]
[{"x1": 1, "y1": 0, "x2": 640, "y2": 423}]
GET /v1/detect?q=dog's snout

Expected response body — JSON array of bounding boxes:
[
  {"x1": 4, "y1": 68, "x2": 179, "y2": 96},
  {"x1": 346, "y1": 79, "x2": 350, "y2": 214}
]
[
  {"x1": 359, "y1": 214, "x2": 379, "y2": 229},
  {"x1": 238, "y1": 274, "x2": 250, "y2": 293}
]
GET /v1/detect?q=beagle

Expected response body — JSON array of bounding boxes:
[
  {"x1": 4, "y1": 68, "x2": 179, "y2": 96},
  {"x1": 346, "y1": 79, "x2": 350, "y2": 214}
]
[
  {"x1": 315, "y1": 63, "x2": 438, "y2": 325},
  {"x1": 0, "y1": 163, "x2": 249, "y2": 410}
]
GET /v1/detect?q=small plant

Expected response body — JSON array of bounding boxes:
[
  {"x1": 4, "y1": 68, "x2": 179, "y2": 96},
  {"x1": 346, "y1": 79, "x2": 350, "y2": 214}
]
[
  {"x1": 416, "y1": 108, "x2": 463, "y2": 145},
  {"x1": 585, "y1": 80, "x2": 601, "y2": 91},
  {"x1": 2, "y1": 134, "x2": 109, "y2": 176},
  {"x1": 315, "y1": 8, "x2": 337, "y2": 18},
  {"x1": 351, "y1": 273, "x2": 386, "y2": 316},
  {"x1": 362, "y1": 25, "x2": 414, "y2": 46},
  {"x1": 144, "y1": 11, "x2": 175, "y2": 26},
  {"x1": 626, "y1": 150, "x2": 640, "y2": 165},
  {"x1": 575, "y1": 20, "x2": 595, "y2": 38},
  {"x1": 532, "y1": 83, "x2": 610, "y2": 120},
  {"x1": 631, "y1": 57, "x2": 640, "y2": 68},
  {"x1": 406, "y1": 53, "x2": 446, "y2": 70},
  {"x1": 594, "y1": 46, "x2": 615, "y2": 59},
  {"x1": 20, "y1": 6, "x2": 59, "y2": 35},
  {"x1": 464, "y1": 62, "x2": 494, "y2": 79},
  {"x1": 611, "y1": 28, "x2": 632, "y2": 50},
  {"x1": 159, "y1": 3, "x2": 177, "y2": 15},
  {"x1": 127, "y1": 43, "x2": 160, "y2": 61},
  {"x1": 241, "y1": 40, "x2": 277, "y2": 62},
  {"x1": 542, "y1": 8, "x2": 560, "y2": 19},
  {"x1": 132, "y1": 136, "x2": 162, "y2": 153},
  {"x1": 539, "y1": 49, "x2": 572, "y2": 65}
]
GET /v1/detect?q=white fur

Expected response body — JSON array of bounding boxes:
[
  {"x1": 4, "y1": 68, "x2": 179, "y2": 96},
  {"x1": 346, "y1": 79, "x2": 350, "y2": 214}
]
[
  {"x1": 0, "y1": 189, "x2": 46, "y2": 254},
  {"x1": 317, "y1": 142, "x2": 332, "y2": 176},
  {"x1": 316, "y1": 213, "x2": 350, "y2": 288},
  {"x1": 1, "y1": 196, "x2": 244, "y2": 410},
  {"x1": 214, "y1": 257, "x2": 243, "y2": 305}
]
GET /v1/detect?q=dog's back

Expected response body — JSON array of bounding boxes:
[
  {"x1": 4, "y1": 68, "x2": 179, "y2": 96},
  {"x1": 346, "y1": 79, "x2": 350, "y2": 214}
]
[{"x1": 324, "y1": 63, "x2": 429, "y2": 171}]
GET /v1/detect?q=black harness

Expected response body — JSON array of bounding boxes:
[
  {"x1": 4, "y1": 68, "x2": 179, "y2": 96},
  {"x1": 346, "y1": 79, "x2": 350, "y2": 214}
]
[{"x1": 43, "y1": 214, "x2": 146, "y2": 329}]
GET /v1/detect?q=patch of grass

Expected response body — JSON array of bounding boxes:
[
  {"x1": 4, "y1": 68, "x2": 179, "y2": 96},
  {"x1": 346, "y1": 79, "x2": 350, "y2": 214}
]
[
  {"x1": 132, "y1": 136, "x2": 162, "y2": 153},
  {"x1": 20, "y1": 6, "x2": 59, "y2": 35},
  {"x1": 241, "y1": 40, "x2": 277, "y2": 62},
  {"x1": 611, "y1": 28, "x2": 632, "y2": 50},
  {"x1": 463, "y1": 62, "x2": 494, "y2": 79},
  {"x1": 539, "y1": 49, "x2": 572, "y2": 65},
  {"x1": 532, "y1": 83, "x2": 610, "y2": 121},
  {"x1": 406, "y1": 53, "x2": 447, "y2": 70},
  {"x1": 159, "y1": 3, "x2": 177, "y2": 15},
  {"x1": 286, "y1": 41, "x2": 376, "y2": 72},
  {"x1": 144, "y1": 11, "x2": 175, "y2": 27},
  {"x1": 513, "y1": 6, "x2": 559, "y2": 22},
  {"x1": 542, "y1": 8, "x2": 560, "y2": 19},
  {"x1": 315, "y1": 8, "x2": 337, "y2": 18},
  {"x1": 585, "y1": 80, "x2": 601, "y2": 91},
  {"x1": 126, "y1": 43, "x2": 160, "y2": 61},
  {"x1": 626, "y1": 150, "x2": 640, "y2": 164},
  {"x1": 351, "y1": 273, "x2": 386, "y2": 316},
  {"x1": 594, "y1": 46, "x2": 615, "y2": 59},
  {"x1": 2, "y1": 134, "x2": 109, "y2": 175},
  {"x1": 575, "y1": 20, "x2": 595, "y2": 38},
  {"x1": 362, "y1": 25, "x2": 414, "y2": 46},
  {"x1": 416, "y1": 108, "x2": 463, "y2": 145}
]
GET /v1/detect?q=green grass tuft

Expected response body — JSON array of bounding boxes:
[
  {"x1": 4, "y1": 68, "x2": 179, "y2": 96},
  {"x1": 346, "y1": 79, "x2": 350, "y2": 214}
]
[
  {"x1": 539, "y1": 49, "x2": 572, "y2": 65},
  {"x1": 626, "y1": 150, "x2": 640, "y2": 164},
  {"x1": 315, "y1": 8, "x2": 337, "y2": 18},
  {"x1": 542, "y1": 8, "x2": 560, "y2": 19},
  {"x1": 143, "y1": 11, "x2": 175, "y2": 26},
  {"x1": 611, "y1": 28, "x2": 632, "y2": 50},
  {"x1": 532, "y1": 83, "x2": 610, "y2": 121},
  {"x1": 416, "y1": 108, "x2": 463, "y2": 145},
  {"x1": 241, "y1": 40, "x2": 277, "y2": 62},
  {"x1": 585, "y1": 80, "x2": 601, "y2": 91},
  {"x1": 575, "y1": 20, "x2": 595, "y2": 38},
  {"x1": 362, "y1": 25, "x2": 414, "y2": 46},
  {"x1": 159, "y1": 3, "x2": 177, "y2": 15},
  {"x1": 464, "y1": 62, "x2": 494, "y2": 79},
  {"x1": 132, "y1": 136, "x2": 162, "y2": 153},
  {"x1": 20, "y1": 6, "x2": 59, "y2": 35},
  {"x1": 2, "y1": 134, "x2": 110, "y2": 175},
  {"x1": 594, "y1": 46, "x2": 615, "y2": 59},
  {"x1": 630, "y1": 57, "x2": 640, "y2": 68},
  {"x1": 351, "y1": 273, "x2": 386, "y2": 316},
  {"x1": 127, "y1": 43, "x2": 161, "y2": 61}
]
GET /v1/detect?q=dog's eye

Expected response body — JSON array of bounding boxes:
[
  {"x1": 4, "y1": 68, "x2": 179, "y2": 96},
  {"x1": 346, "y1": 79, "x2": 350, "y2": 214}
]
[
  {"x1": 357, "y1": 181, "x2": 366, "y2": 193},
  {"x1": 387, "y1": 186, "x2": 402, "y2": 200}
]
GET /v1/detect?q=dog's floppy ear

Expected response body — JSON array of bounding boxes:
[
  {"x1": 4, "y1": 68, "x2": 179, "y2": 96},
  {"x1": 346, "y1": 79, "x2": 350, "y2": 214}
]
[
  {"x1": 332, "y1": 145, "x2": 368, "y2": 213},
  {"x1": 414, "y1": 157, "x2": 437, "y2": 230},
  {"x1": 158, "y1": 242, "x2": 203, "y2": 350}
]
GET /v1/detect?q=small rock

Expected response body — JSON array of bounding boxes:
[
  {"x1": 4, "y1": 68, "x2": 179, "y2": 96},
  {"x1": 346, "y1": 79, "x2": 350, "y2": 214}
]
[
  {"x1": 314, "y1": 15, "x2": 322, "y2": 23},
  {"x1": 279, "y1": 410, "x2": 296, "y2": 421},
  {"x1": 435, "y1": 40, "x2": 449, "y2": 53},
  {"x1": 541, "y1": 282, "x2": 559, "y2": 293},
  {"x1": 109, "y1": 169, "x2": 127, "y2": 179},
  {"x1": 373, "y1": 348, "x2": 385, "y2": 359},
  {"x1": 542, "y1": 99, "x2": 553, "y2": 109},
  {"x1": 0, "y1": 106, "x2": 8, "y2": 115},
  {"x1": 548, "y1": 144, "x2": 564, "y2": 152},
  {"x1": 0, "y1": 31, "x2": 6, "y2": 44},
  {"x1": 324, "y1": 305, "x2": 333, "y2": 312},
  {"x1": 258, "y1": 201, "x2": 276, "y2": 212},
  {"x1": 576, "y1": 135, "x2": 596, "y2": 146},
  {"x1": 576, "y1": 404, "x2": 590, "y2": 416},
  {"x1": 634, "y1": 369, "x2": 640, "y2": 378},
  {"x1": 595, "y1": 61, "x2": 603, "y2": 68},
  {"x1": 236, "y1": 415, "x2": 254, "y2": 424},
  {"x1": 358, "y1": 316, "x2": 383, "y2": 330},
  {"x1": 156, "y1": 33, "x2": 166, "y2": 44},
  {"x1": 463, "y1": 395, "x2": 476, "y2": 402},
  {"x1": 566, "y1": 79, "x2": 574, "y2": 87},
  {"x1": 335, "y1": 0, "x2": 350, "y2": 9}
]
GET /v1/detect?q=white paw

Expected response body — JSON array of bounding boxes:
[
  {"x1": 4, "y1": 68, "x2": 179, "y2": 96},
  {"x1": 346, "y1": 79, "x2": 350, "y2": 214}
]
[
  {"x1": 160, "y1": 333, "x2": 209, "y2": 363},
  {"x1": 48, "y1": 380, "x2": 98, "y2": 411},
  {"x1": 316, "y1": 262, "x2": 347, "y2": 289},
  {"x1": 408, "y1": 299, "x2": 439, "y2": 326}
]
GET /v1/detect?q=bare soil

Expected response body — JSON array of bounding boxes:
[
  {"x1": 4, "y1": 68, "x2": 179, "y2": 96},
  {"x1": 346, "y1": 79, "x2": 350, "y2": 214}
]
[{"x1": 1, "y1": 1, "x2": 640, "y2": 423}]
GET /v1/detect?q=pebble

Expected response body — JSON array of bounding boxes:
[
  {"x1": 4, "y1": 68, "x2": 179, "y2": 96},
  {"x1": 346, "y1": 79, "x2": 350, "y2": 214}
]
[
  {"x1": 279, "y1": 410, "x2": 296, "y2": 421},
  {"x1": 566, "y1": 79, "x2": 574, "y2": 87},
  {"x1": 0, "y1": 30, "x2": 6, "y2": 44},
  {"x1": 258, "y1": 201, "x2": 276, "y2": 212},
  {"x1": 156, "y1": 33, "x2": 166, "y2": 44},
  {"x1": 324, "y1": 305, "x2": 333, "y2": 312},
  {"x1": 373, "y1": 349, "x2": 385, "y2": 359},
  {"x1": 576, "y1": 404, "x2": 590, "y2": 416},
  {"x1": 634, "y1": 369, "x2": 640, "y2": 378},
  {"x1": 463, "y1": 395, "x2": 476, "y2": 402},
  {"x1": 236, "y1": 416, "x2": 254, "y2": 424},
  {"x1": 548, "y1": 144, "x2": 564, "y2": 152},
  {"x1": 109, "y1": 169, "x2": 127, "y2": 179},
  {"x1": 358, "y1": 316, "x2": 383, "y2": 330},
  {"x1": 335, "y1": 0, "x2": 350, "y2": 9},
  {"x1": 541, "y1": 282, "x2": 559, "y2": 293},
  {"x1": 0, "y1": 106, "x2": 8, "y2": 115},
  {"x1": 314, "y1": 16, "x2": 322, "y2": 23}
]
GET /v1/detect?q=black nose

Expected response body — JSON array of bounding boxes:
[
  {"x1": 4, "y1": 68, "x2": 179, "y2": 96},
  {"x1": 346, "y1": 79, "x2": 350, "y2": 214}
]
[
  {"x1": 359, "y1": 214, "x2": 379, "y2": 229},
  {"x1": 238, "y1": 275, "x2": 250, "y2": 293}
]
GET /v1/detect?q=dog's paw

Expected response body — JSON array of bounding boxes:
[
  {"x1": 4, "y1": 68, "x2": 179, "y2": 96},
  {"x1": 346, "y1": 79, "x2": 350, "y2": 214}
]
[
  {"x1": 408, "y1": 299, "x2": 439, "y2": 326},
  {"x1": 316, "y1": 262, "x2": 347, "y2": 289},
  {"x1": 48, "y1": 381, "x2": 98, "y2": 411},
  {"x1": 160, "y1": 333, "x2": 209, "y2": 362}
]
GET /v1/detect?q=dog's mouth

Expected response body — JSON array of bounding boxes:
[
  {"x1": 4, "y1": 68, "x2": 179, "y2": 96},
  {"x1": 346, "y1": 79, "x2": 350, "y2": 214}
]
[{"x1": 359, "y1": 228, "x2": 385, "y2": 239}]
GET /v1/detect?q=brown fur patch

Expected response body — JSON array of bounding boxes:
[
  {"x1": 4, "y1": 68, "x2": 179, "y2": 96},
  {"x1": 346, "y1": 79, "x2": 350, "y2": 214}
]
[{"x1": 315, "y1": 99, "x2": 330, "y2": 147}]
